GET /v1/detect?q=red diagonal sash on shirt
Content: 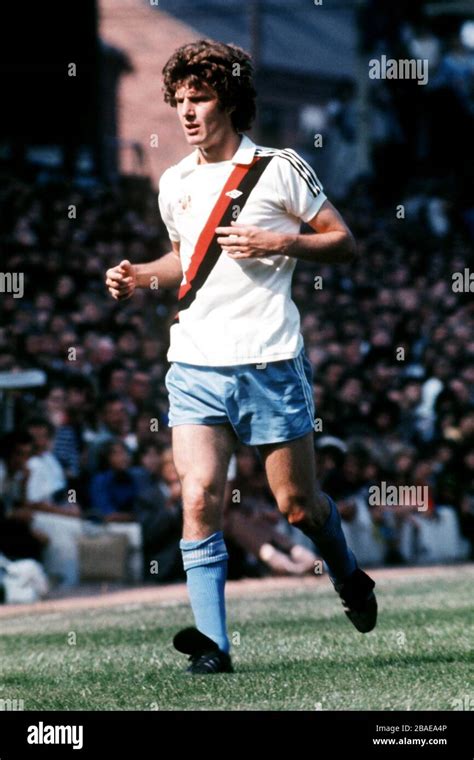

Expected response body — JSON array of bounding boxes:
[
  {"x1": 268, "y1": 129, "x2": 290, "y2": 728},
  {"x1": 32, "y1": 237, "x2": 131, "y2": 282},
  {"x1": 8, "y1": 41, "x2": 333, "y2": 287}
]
[{"x1": 174, "y1": 155, "x2": 273, "y2": 320}]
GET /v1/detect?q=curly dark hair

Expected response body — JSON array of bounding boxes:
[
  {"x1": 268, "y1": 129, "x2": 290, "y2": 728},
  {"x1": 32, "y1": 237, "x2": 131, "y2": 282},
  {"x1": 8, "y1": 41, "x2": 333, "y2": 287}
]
[{"x1": 162, "y1": 39, "x2": 256, "y2": 132}]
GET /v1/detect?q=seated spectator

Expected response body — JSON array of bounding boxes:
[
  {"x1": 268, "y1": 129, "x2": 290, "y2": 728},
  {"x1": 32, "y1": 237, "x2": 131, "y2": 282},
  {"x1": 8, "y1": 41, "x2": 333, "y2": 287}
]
[
  {"x1": 135, "y1": 448, "x2": 184, "y2": 584},
  {"x1": 333, "y1": 372, "x2": 370, "y2": 436},
  {"x1": 131, "y1": 441, "x2": 166, "y2": 496},
  {"x1": 315, "y1": 437, "x2": 348, "y2": 485},
  {"x1": 89, "y1": 440, "x2": 137, "y2": 522},
  {"x1": 25, "y1": 417, "x2": 80, "y2": 516},
  {"x1": 432, "y1": 440, "x2": 461, "y2": 500},
  {"x1": 323, "y1": 443, "x2": 374, "y2": 502},
  {"x1": 0, "y1": 431, "x2": 49, "y2": 562},
  {"x1": 86, "y1": 394, "x2": 137, "y2": 472},
  {"x1": 38, "y1": 384, "x2": 83, "y2": 484},
  {"x1": 128, "y1": 371, "x2": 153, "y2": 417},
  {"x1": 13, "y1": 419, "x2": 83, "y2": 586},
  {"x1": 396, "y1": 378, "x2": 427, "y2": 445}
]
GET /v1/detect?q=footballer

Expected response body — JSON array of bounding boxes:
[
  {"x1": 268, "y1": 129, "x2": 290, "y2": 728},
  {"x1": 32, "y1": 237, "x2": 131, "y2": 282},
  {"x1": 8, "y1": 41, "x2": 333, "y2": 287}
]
[{"x1": 105, "y1": 39, "x2": 377, "y2": 674}]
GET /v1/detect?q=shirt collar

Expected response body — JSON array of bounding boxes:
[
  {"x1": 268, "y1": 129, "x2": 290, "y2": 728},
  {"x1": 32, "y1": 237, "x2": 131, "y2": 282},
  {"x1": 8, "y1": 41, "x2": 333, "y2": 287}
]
[
  {"x1": 232, "y1": 134, "x2": 257, "y2": 165},
  {"x1": 178, "y1": 134, "x2": 257, "y2": 177}
]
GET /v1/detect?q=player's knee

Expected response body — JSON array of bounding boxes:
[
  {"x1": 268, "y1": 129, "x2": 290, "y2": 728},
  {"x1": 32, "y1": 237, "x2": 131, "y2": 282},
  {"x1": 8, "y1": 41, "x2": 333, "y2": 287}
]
[
  {"x1": 276, "y1": 490, "x2": 311, "y2": 524},
  {"x1": 181, "y1": 479, "x2": 219, "y2": 518}
]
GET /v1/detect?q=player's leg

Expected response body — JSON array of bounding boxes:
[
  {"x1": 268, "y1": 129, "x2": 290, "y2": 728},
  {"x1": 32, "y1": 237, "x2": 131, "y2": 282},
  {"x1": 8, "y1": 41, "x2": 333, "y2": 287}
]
[
  {"x1": 257, "y1": 432, "x2": 377, "y2": 632},
  {"x1": 257, "y1": 431, "x2": 358, "y2": 582},
  {"x1": 172, "y1": 423, "x2": 235, "y2": 655}
]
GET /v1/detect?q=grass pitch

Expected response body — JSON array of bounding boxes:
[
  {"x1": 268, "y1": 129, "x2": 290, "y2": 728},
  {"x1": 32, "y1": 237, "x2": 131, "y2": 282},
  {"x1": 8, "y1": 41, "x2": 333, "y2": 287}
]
[{"x1": 0, "y1": 566, "x2": 472, "y2": 711}]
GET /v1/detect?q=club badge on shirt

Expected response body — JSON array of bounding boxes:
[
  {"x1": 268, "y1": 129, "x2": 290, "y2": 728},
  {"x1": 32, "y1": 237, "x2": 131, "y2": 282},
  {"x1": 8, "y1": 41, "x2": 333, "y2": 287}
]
[{"x1": 178, "y1": 194, "x2": 192, "y2": 213}]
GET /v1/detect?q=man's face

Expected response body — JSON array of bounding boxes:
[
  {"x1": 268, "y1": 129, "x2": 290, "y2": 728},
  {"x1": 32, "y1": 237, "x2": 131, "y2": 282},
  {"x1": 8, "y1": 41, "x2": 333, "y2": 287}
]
[
  {"x1": 109, "y1": 443, "x2": 130, "y2": 471},
  {"x1": 175, "y1": 82, "x2": 234, "y2": 151},
  {"x1": 67, "y1": 387, "x2": 86, "y2": 409},
  {"x1": 28, "y1": 425, "x2": 51, "y2": 454},
  {"x1": 129, "y1": 372, "x2": 150, "y2": 401},
  {"x1": 103, "y1": 401, "x2": 127, "y2": 432},
  {"x1": 141, "y1": 446, "x2": 161, "y2": 475}
]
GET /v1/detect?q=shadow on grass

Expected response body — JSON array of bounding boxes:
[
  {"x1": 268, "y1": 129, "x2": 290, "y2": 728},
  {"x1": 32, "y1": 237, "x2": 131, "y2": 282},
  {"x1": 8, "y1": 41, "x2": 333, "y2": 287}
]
[{"x1": 236, "y1": 648, "x2": 469, "y2": 676}]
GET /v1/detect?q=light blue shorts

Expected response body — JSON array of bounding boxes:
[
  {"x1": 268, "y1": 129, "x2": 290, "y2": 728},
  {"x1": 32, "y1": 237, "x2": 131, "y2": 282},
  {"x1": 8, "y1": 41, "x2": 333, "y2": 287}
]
[{"x1": 164, "y1": 348, "x2": 315, "y2": 446}]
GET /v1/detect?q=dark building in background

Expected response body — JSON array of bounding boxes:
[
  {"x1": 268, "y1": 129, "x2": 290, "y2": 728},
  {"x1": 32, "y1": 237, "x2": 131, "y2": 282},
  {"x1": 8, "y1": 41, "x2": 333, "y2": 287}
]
[
  {"x1": 1, "y1": 0, "x2": 99, "y2": 172},
  {"x1": 0, "y1": 0, "x2": 129, "y2": 181},
  {"x1": 1, "y1": 0, "x2": 472, "y2": 198},
  {"x1": 155, "y1": 0, "x2": 474, "y2": 203},
  {"x1": 100, "y1": 41, "x2": 133, "y2": 183}
]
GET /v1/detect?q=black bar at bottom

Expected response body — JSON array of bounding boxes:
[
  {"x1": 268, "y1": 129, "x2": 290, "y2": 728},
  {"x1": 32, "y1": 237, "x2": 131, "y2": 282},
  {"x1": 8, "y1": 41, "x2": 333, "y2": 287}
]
[{"x1": 0, "y1": 711, "x2": 471, "y2": 757}]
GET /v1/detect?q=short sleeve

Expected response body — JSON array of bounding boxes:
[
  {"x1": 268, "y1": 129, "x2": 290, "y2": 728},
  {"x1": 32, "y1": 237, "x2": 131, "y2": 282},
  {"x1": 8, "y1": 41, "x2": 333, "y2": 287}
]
[
  {"x1": 275, "y1": 149, "x2": 327, "y2": 222},
  {"x1": 158, "y1": 169, "x2": 180, "y2": 242}
]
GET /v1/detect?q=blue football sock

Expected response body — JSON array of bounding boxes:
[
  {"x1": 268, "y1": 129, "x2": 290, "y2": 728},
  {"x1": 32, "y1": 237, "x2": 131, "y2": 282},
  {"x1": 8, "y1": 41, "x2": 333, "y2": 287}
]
[
  {"x1": 180, "y1": 531, "x2": 230, "y2": 654},
  {"x1": 295, "y1": 493, "x2": 357, "y2": 584}
]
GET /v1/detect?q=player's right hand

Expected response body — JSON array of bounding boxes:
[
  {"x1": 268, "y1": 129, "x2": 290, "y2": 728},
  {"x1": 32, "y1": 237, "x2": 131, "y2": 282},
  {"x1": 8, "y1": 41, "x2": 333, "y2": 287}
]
[{"x1": 105, "y1": 259, "x2": 137, "y2": 300}]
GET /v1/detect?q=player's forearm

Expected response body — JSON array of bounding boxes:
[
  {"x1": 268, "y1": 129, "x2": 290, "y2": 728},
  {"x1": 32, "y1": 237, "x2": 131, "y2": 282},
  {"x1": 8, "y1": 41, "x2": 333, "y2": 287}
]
[
  {"x1": 133, "y1": 252, "x2": 183, "y2": 290},
  {"x1": 280, "y1": 230, "x2": 356, "y2": 264}
]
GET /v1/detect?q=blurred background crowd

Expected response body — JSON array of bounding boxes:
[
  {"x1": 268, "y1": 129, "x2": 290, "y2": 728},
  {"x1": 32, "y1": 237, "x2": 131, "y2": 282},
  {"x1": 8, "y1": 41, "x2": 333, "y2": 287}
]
[{"x1": 0, "y1": 0, "x2": 473, "y2": 597}]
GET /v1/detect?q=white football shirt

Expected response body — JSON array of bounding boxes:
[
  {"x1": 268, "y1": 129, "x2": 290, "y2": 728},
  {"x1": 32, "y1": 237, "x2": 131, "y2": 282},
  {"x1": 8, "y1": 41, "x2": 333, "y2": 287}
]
[{"x1": 158, "y1": 134, "x2": 327, "y2": 366}]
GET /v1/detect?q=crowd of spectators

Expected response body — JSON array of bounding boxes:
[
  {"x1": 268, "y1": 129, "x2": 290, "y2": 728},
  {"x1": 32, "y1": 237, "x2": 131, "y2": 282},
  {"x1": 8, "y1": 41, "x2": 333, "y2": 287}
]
[{"x1": 0, "y1": 149, "x2": 473, "y2": 593}]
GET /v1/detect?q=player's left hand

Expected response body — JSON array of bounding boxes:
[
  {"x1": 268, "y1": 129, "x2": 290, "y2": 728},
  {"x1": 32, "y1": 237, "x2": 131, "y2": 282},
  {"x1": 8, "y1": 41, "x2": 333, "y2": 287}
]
[{"x1": 215, "y1": 221, "x2": 287, "y2": 259}]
